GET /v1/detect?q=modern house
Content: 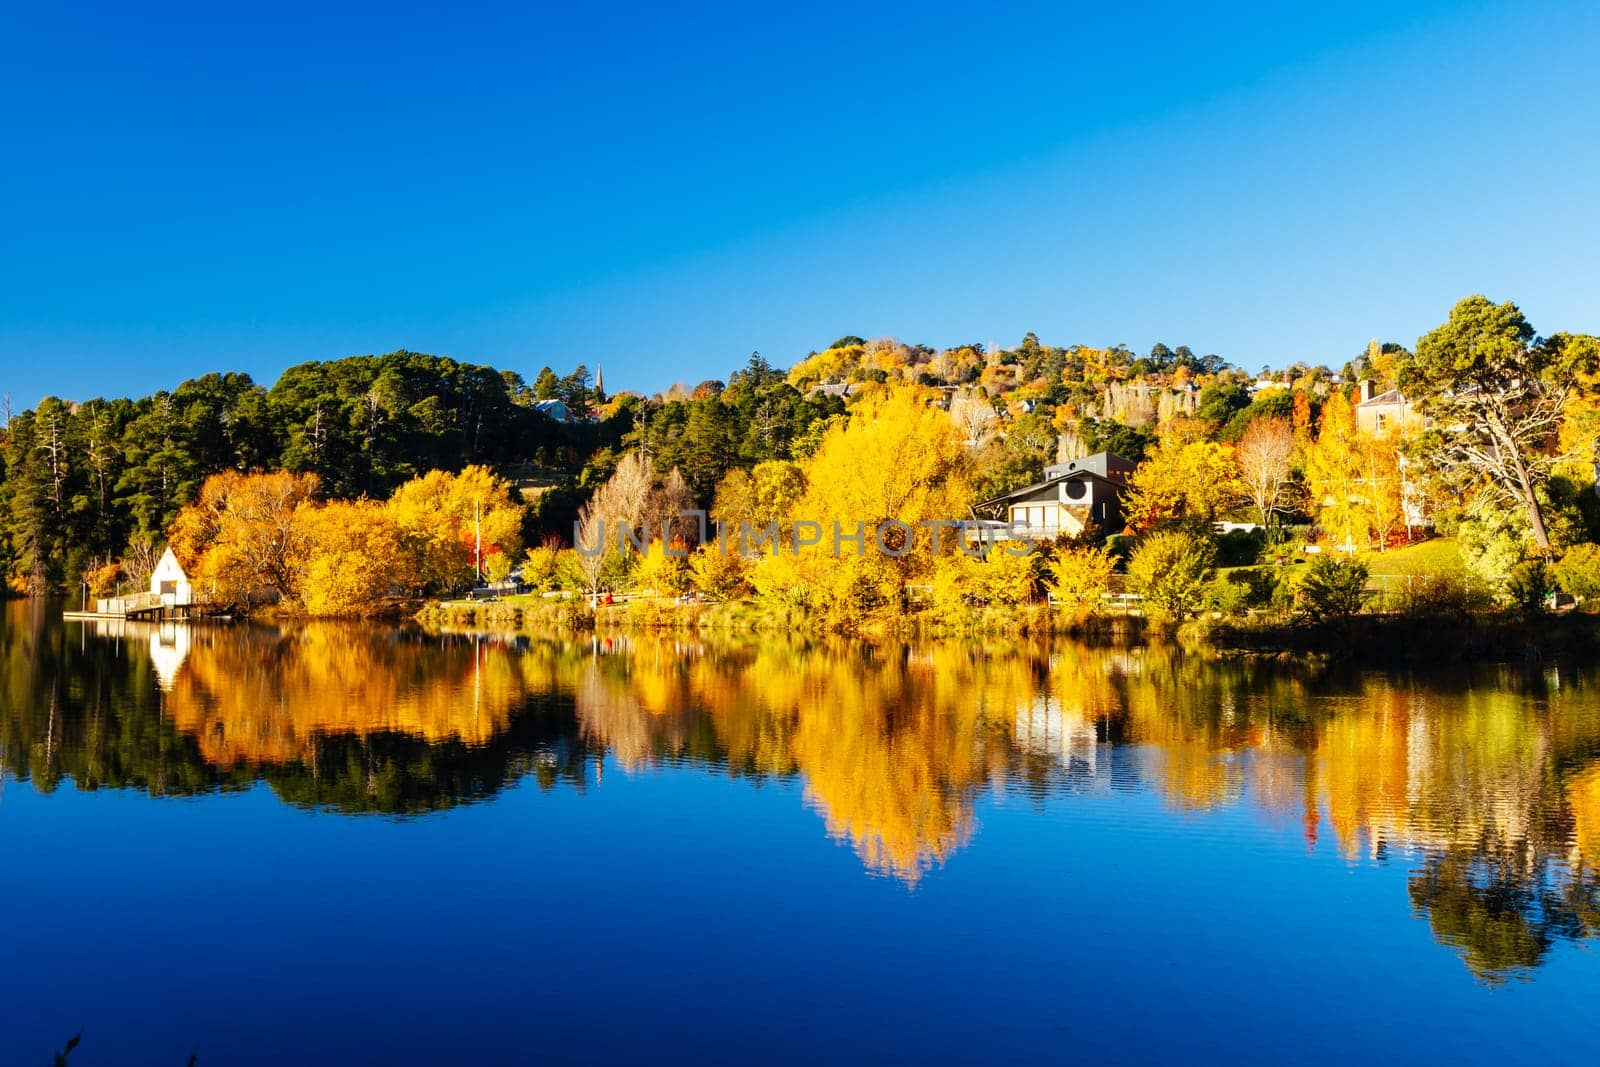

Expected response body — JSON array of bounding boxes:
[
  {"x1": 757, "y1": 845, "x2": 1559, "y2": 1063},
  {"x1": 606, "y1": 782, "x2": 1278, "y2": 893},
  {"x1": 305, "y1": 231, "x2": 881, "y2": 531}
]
[{"x1": 972, "y1": 451, "x2": 1136, "y2": 542}]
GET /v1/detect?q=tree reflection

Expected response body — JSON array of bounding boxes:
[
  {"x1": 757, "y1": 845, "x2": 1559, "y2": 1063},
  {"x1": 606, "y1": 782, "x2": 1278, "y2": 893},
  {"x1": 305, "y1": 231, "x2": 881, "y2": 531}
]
[{"x1": 8, "y1": 603, "x2": 1600, "y2": 979}]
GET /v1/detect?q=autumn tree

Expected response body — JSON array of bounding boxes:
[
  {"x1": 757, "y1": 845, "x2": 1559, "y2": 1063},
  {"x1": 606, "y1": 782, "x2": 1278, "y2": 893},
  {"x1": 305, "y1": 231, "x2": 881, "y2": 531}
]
[
  {"x1": 949, "y1": 388, "x2": 1000, "y2": 450},
  {"x1": 1302, "y1": 392, "x2": 1368, "y2": 548},
  {"x1": 1127, "y1": 530, "x2": 1215, "y2": 621},
  {"x1": 633, "y1": 540, "x2": 690, "y2": 597},
  {"x1": 750, "y1": 388, "x2": 973, "y2": 625},
  {"x1": 573, "y1": 451, "x2": 655, "y2": 596},
  {"x1": 1124, "y1": 432, "x2": 1242, "y2": 530},
  {"x1": 1360, "y1": 429, "x2": 1407, "y2": 549},
  {"x1": 1235, "y1": 417, "x2": 1297, "y2": 531},
  {"x1": 688, "y1": 542, "x2": 750, "y2": 600},
  {"x1": 791, "y1": 387, "x2": 972, "y2": 580},
  {"x1": 711, "y1": 460, "x2": 807, "y2": 541},
  {"x1": 1405, "y1": 296, "x2": 1600, "y2": 553},
  {"x1": 297, "y1": 500, "x2": 406, "y2": 615},
  {"x1": 169, "y1": 470, "x2": 320, "y2": 604},
  {"x1": 1047, "y1": 545, "x2": 1116, "y2": 620},
  {"x1": 386, "y1": 465, "x2": 524, "y2": 593}
]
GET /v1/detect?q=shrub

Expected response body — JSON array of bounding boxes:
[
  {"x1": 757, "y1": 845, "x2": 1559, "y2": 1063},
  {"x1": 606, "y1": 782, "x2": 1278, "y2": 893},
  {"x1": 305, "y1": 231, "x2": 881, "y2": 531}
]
[
  {"x1": 1048, "y1": 545, "x2": 1116, "y2": 620},
  {"x1": 1204, "y1": 573, "x2": 1251, "y2": 616},
  {"x1": 1506, "y1": 560, "x2": 1550, "y2": 618},
  {"x1": 1554, "y1": 543, "x2": 1600, "y2": 601},
  {"x1": 1233, "y1": 566, "x2": 1289, "y2": 613},
  {"x1": 968, "y1": 544, "x2": 1039, "y2": 606},
  {"x1": 1295, "y1": 555, "x2": 1370, "y2": 622},
  {"x1": 1127, "y1": 530, "x2": 1216, "y2": 621},
  {"x1": 1215, "y1": 528, "x2": 1265, "y2": 568},
  {"x1": 1384, "y1": 556, "x2": 1495, "y2": 616},
  {"x1": 688, "y1": 544, "x2": 750, "y2": 601}
]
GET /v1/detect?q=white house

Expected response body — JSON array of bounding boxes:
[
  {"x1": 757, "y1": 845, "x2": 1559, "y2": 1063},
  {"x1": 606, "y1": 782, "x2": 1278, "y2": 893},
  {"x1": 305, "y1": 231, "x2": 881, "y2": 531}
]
[{"x1": 151, "y1": 547, "x2": 193, "y2": 607}]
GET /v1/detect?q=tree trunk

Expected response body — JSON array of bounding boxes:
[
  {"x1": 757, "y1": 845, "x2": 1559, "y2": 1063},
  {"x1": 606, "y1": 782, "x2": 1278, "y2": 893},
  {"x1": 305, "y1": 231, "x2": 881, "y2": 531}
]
[{"x1": 1509, "y1": 447, "x2": 1552, "y2": 553}]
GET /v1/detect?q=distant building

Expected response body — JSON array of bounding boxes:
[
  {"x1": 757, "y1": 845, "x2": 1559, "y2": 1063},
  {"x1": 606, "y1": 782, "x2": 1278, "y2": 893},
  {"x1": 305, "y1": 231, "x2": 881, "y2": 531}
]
[
  {"x1": 533, "y1": 399, "x2": 573, "y2": 423},
  {"x1": 1354, "y1": 380, "x2": 1423, "y2": 435},
  {"x1": 972, "y1": 452, "x2": 1135, "y2": 541}
]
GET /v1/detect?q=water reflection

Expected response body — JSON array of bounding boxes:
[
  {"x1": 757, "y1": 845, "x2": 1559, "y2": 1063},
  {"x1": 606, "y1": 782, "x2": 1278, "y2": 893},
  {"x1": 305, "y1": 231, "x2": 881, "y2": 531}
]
[{"x1": 5, "y1": 601, "x2": 1600, "y2": 982}]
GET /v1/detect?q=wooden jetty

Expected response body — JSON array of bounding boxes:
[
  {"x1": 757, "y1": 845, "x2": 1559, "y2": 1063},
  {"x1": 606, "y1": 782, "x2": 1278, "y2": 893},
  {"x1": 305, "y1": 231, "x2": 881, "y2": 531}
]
[
  {"x1": 63, "y1": 546, "x2": 206, "y2": 622},
  {"x1": 64, "y1": 591, "x2": 202, "y2": 621}
]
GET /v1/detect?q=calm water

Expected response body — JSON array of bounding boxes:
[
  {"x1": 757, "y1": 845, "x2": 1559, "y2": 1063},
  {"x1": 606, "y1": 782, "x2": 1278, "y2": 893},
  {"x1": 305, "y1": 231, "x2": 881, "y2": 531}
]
[{"x1": 4, "y1": 602, "x2": 1600, "y2": 1064}]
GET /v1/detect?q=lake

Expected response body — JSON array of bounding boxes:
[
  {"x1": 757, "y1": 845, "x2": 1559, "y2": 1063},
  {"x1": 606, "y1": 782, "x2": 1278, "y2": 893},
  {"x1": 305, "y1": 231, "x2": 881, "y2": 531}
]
[{"x1": 3, "y1": 600, "x2": 1599, "y2": 1064}]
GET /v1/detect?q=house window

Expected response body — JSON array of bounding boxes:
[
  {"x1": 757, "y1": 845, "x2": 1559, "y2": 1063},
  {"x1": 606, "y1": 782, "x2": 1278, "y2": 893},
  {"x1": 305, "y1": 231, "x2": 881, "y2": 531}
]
[
  {"x1": 1064, "y1": 479, "x2": 1087, "y2": 500},
  {"x1": 160, "y1": 581, "x2": 177, "y2": 596}
]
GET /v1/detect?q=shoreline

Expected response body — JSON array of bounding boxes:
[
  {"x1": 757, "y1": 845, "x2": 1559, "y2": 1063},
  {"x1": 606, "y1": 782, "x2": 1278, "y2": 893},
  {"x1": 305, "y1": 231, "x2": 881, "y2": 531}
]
[{"x1": 413, "y1": 596, "x2": 1600, "y2": 664}]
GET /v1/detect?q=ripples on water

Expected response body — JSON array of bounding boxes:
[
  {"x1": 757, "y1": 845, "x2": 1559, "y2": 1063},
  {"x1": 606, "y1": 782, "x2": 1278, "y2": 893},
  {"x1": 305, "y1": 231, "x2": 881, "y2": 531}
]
[{"x1": 4, "y1": 602, "x2": 1600, "y2": 1059}]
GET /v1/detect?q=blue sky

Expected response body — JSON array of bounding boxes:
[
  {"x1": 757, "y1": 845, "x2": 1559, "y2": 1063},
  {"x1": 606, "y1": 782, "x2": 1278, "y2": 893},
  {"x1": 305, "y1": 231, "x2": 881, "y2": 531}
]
[{"x1": 2, "y1": 0, "x2": 1597, "y2": 406}]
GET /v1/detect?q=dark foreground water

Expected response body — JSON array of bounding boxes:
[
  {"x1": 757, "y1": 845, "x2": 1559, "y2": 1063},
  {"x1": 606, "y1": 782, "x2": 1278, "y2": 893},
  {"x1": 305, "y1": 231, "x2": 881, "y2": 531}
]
[{"x1": 4, "y1": 602, "x2": 1600, "y2": 1064}]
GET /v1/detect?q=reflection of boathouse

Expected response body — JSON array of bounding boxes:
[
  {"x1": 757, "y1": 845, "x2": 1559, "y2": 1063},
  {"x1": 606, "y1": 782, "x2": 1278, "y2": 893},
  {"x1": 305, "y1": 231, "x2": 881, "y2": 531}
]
[{"x1": 147, "y1": 622, "x2": 192, "y2": 691}]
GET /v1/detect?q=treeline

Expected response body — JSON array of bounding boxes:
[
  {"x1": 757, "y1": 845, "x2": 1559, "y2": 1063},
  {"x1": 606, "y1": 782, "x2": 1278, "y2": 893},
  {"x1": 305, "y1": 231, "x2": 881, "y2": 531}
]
[
  {"x1": 482, "y1": 296, "x2": 1600, "y2": 638},
  {"x1": 0, "y1": 352, "x2": 601, "y2": 594},
  {"x1": 15, "y1": 298, "x2": 1592, "y2": 618}
]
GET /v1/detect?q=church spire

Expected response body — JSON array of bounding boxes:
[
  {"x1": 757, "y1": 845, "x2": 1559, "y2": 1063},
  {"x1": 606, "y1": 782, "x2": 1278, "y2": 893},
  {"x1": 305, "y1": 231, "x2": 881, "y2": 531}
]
[{"x1": 594, "y1": 363, "x2": 605, "y2": 400}]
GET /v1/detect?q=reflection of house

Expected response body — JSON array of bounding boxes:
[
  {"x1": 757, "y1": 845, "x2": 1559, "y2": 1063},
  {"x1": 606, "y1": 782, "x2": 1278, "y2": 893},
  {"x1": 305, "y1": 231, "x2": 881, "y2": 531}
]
[
  {"x1": 148, "y1": 623, "x2": 192, "y2": 691},
  {"x1": 151, "y1": 548, "x2": 193, "y2": 607},
  {"x1": 973, "y1": 452, "x2": 1135, "y2": 541},
  {"x1": 1355, "y1": 380, "x2": 1423, "y2": 435}
]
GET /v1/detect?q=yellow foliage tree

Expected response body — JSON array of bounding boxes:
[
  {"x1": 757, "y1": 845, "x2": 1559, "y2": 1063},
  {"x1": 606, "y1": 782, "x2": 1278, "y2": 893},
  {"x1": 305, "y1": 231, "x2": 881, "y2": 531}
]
[
  {"x1": 522, "y1": 544, "x2": 562, "y2": 592},
  {"x1": 169, "y1": 470, "x2": 320, "y2": 605},
  {"x1": 633, "y1": 540, "x2": 690, "y2": 597},
  {"x1": 688, "y1": 542, "x2": 750, "y2": 600},
  {"x1": 966, "y1": 545, "x2": 1037, "y2": 606},
  {"x1": 297, "y1": 500, "x2": 406, "y2": 616},
  {"x1": 386, "y1": 465, "x2": 524, "y2": 592},
  {"x1": 1124, "y1": 435, "x2": 1242, "y2": 530},
  {"x1": 795, "y1": 388, "x2": 971, "y2": 569},
  {"x1": 1304, "y1": 392, "x2": 1371, "y2": 548},
  {"x1": 711, "y1": 459, "x2": 807, "y2": 538},
  {"x1": 1048, "y1": 545, "x2": 1116, "y2": 620}
]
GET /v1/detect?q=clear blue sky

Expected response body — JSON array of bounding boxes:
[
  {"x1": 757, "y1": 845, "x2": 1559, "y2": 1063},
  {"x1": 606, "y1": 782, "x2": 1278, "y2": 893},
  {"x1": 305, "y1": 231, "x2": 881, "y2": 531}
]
[{"x1": 2, "y1": 0, "x2": 1597, "y2": 407}]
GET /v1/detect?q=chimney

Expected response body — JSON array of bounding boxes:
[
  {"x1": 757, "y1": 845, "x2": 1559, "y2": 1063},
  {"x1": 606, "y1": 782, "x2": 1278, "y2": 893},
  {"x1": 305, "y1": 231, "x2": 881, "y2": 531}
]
[{"x1": 1359, "y1": 379, "x2": 1377, "y2": 403}]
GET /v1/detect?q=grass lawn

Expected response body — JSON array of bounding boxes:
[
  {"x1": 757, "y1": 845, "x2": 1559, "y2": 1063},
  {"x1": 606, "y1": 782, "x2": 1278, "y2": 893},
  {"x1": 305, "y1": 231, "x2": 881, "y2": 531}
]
[{"x1": 1359, "y1": 537, "x2": 1459, "y2": 577}]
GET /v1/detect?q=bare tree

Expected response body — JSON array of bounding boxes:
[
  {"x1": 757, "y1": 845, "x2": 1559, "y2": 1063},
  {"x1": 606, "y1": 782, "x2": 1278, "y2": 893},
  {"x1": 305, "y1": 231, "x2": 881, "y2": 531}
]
[
  {"x1": 1236, "y1": 418, "x2": 1297, "y2": 530},
  {"x1": 574, "y1": 451, "x2": 657, "y2": 597},
  {"x1": 949, "y1": 389, "x2": 999, "y2": 450},
  {"x1": 123, "y1": 536, "x2": 162, "y2": 590},
  {"x1": 647, "y1": 467, "x2": 698, "y2": 546}
]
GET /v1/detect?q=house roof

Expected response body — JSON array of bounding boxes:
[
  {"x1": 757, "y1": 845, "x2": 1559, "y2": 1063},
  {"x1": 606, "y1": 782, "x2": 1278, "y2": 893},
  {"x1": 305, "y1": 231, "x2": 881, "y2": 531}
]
[
  {"x1": 974, "y1": 451, "x2": 1135, "y2": 511},
  {"x1": 1356, "y1": 389, "x2": 1405, "y2": 408}
]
